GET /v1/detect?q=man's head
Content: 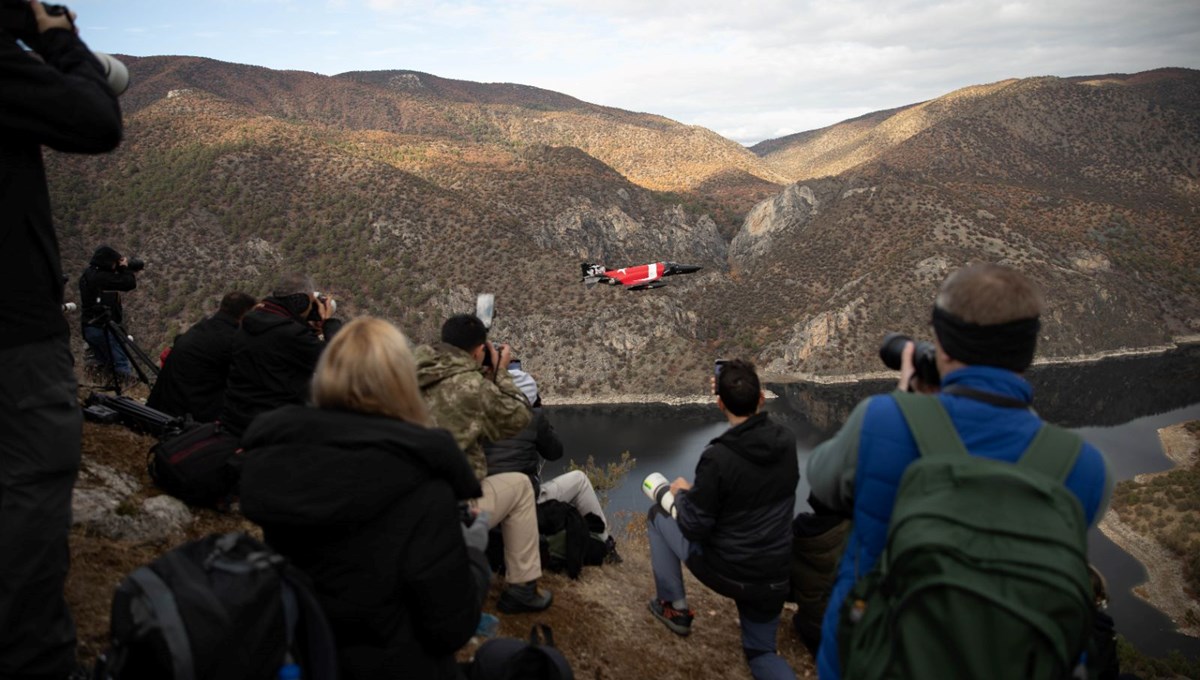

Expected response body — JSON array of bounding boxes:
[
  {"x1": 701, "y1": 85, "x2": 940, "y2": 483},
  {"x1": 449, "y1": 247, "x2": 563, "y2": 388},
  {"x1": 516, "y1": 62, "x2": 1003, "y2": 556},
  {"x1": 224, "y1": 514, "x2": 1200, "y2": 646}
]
[
  {"x1": 270, "y1": 272, "x2": 315, "y2": 318},
  {"x1": 716, "y1": 359, "x2": 763, "y2": 418},
  {"x1": 218, "y1": 292, "x2": 257, "y2": 321},
  {"x1": 89, "y1": 245, "x2": 122, "y2": 270},
  {"x1": 931, "y1": 263, "x2": 1044, "y2": 373},
  {"x1": 441, "y1": 314, "x2": 489, "y2": 363}
]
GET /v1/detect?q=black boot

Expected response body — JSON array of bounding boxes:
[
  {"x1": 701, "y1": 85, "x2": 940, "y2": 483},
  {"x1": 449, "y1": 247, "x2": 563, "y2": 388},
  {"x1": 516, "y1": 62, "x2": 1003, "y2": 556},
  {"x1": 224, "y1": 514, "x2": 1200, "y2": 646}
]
[{"x1": 497, "y1": 580, "x2": 553, "y2": 613}]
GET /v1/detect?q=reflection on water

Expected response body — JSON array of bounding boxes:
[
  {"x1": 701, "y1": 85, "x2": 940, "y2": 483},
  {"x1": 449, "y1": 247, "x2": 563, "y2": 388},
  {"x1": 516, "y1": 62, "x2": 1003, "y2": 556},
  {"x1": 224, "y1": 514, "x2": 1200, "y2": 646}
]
[{"x1": 544, "y1": 346, "x2": 1200, "y2": 659}]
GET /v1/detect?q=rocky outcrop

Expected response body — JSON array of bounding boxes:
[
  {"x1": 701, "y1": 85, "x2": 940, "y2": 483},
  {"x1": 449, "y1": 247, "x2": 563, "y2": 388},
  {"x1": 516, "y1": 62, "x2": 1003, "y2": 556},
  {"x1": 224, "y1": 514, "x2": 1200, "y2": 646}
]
[
  {"x1": 73, "y1": 459, "x2": 193, "y2": 542},
  {"x1": 538, "y1": 197, "x2": 727, "y2": 267}
]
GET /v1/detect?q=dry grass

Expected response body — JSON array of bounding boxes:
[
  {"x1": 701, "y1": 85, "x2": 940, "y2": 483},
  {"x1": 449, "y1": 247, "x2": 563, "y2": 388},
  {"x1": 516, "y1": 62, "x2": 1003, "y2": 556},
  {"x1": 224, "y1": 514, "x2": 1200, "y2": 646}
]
[{"x1": 66, "y1": 417, "x2": 816, "y2": 678}]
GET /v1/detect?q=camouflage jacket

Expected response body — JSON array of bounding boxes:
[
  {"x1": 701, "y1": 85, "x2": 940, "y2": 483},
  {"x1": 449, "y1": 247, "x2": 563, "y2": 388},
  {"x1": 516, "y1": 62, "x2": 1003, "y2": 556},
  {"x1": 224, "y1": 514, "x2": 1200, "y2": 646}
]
[{"x1": 415, "y1": 342, "x2": 532, "y2": 480}]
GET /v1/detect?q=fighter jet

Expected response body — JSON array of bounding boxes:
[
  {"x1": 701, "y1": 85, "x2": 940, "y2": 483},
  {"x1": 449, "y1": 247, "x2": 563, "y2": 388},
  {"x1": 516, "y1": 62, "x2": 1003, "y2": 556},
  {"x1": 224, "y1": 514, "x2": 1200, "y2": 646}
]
[{"x1": 581, "y1": 261, "x2": 702, "y2": 290}]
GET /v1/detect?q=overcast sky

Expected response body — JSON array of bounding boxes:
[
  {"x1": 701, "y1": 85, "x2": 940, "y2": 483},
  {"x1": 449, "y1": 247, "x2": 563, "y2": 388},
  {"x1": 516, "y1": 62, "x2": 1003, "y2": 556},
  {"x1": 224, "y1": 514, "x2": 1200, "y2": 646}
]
[{"x1": 71, "y1": 0, "x2": 1200, "y2": 145}]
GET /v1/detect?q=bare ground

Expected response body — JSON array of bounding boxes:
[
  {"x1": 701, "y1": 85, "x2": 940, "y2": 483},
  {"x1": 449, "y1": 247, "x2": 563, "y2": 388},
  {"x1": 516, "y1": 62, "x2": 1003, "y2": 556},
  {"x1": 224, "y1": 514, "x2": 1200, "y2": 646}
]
[{"x1": 67, "y1": 411, "x2": 817, "y2": 678}]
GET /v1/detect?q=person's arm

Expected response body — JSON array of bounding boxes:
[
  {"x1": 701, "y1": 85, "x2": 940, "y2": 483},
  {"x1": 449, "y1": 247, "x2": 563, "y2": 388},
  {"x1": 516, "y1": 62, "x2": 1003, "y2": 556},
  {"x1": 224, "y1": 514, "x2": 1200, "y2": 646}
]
[
  {"x1": 0, "y1": 6, "x2": 121, "y2": 152},
  {"x1": 535, "y1": 411, "x2": 565, "y2": 462},
  {"x1": 806, "y1": 398, "x2": 871, "y2": 515},
  {"x1": 674, "y1": 452, "x2": 720, "y2": 543},
  {"x1": 477, "y1": 363, "x2": 532, "y2": 444},
  {"x1": 88, "y1": 267, "x2": 137, "y2": 292}
]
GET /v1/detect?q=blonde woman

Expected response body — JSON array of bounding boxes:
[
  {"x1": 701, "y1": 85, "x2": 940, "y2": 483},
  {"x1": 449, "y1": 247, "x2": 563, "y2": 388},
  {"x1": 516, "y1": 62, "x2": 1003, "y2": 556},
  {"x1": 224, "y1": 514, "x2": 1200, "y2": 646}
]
[{"x1": 240, "y1": 317, "x2": 488, "y2": 680}]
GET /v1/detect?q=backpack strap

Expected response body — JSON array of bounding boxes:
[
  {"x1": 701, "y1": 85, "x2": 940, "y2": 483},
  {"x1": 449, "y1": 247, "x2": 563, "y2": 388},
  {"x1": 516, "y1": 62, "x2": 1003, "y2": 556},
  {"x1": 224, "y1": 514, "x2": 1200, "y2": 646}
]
[
  {"x1": 1016, "y1": 424, "x2": 1083, "y2": 483},
  {"x1": 282, "y1": 567, "x2": 341, "y2": 680},
  {"x1": 128, "y1": 566, "x2": 196, "y2": 680},
  {"x1": 891, "y1": 390, "x2": 968, "y2": 460}
]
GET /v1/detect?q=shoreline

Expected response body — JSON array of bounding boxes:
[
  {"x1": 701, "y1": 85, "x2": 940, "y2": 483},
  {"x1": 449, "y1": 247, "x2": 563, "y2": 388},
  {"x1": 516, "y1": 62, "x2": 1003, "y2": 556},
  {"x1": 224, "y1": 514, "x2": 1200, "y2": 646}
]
[
  {"x1": 546, "y1": 336, "x2": 1200, "y2": 404},
  {"x1": 1097, "y1": 422, "x2": 1200, "y2": 639}
]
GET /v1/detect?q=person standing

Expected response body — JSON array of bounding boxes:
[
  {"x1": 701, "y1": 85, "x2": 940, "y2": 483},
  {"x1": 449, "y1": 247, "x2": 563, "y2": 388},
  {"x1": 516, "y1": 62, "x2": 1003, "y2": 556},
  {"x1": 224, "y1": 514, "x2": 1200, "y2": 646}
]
[{"x1": 0, "y1": 1, "x2": 122, "y2": 677}]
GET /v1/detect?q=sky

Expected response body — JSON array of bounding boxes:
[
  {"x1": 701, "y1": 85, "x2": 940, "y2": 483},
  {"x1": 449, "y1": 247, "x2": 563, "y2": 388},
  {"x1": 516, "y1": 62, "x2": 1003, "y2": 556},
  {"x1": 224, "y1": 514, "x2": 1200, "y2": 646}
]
[{"x1": 69, "y1": 0, "x2": 1200, "y2": 146}]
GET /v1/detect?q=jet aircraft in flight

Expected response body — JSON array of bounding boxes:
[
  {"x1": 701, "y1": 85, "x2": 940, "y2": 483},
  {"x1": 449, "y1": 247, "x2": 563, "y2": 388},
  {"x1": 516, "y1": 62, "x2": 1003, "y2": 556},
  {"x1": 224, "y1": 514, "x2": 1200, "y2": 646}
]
[{"x1": 580, "y1": 261, "x2": 701, "y2": 290}]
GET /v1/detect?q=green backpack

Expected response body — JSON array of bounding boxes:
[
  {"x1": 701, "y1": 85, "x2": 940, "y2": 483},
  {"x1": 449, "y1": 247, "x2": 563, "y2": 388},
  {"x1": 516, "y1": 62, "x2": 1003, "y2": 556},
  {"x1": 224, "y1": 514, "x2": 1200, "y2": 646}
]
[{"x1": 838, "y1": 391, "x2": 1094, "y2": 680}]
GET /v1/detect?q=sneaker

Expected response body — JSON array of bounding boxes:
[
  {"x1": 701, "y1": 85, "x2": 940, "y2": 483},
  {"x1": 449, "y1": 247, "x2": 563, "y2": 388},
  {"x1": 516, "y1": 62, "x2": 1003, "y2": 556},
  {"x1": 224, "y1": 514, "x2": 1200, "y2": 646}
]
[
  {"x1": 603, "y1": 535, "x2": 623, "y2": 564},
  {"x1": 497, "y1": 580, "x2": 553, "y2": 613},
  {"x1": 648, "y1": 599, "x2": 694, "y2": 636}
]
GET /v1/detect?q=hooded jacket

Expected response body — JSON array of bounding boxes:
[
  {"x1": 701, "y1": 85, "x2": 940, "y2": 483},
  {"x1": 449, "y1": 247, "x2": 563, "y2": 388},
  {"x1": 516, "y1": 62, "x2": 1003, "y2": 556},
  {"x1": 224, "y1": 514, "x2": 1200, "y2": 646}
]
[
  {"x1": 146, "y1": 311, "x2": 240, "y2": 422},
  {"x1": 78, "y1": 245, "x2": 136, "y2": 327},
  {"x1": 482, "y1": 408, "x2": 563, "y2": 491},
  {"x1": 219, "y1": 298, "x2": 342, "y2": 435},
  {"x1": 1, "y1": 27, "x2": 121, "y2": 350},
  {"x1": 239, "y1": 405, "x2": 488, "y2": 680},
  {"x1": 674, "y1": 412, "x2": 799, "y2": 584},
  {"x1": 414, "y1": 342, "x2": 531, "y2": 480}
]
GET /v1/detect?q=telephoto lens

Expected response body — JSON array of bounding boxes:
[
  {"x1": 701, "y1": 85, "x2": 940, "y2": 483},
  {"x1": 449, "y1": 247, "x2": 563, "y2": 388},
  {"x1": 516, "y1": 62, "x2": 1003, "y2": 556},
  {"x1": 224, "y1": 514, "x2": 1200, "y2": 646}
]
[
  {"x1": 125, "y1": 257, "x2": 145, "y2": 272},
  {"x1": 878, "y1": 333, "x2": 941, "y2": 387},
  {"x1": 642, "y1": 472, "x2": 677, "y2": 518}
]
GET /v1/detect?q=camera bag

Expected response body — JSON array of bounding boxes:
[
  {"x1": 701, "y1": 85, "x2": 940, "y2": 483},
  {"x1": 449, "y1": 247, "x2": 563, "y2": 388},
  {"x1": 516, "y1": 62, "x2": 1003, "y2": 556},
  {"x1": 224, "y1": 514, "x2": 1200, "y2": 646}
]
[
  {"x1": 148, "y1": 421, "x2": 242, "y2": 508},
  {"x1": 470, "y1": 624, "x2": 574, "y2": 680},
  {"x1": 93, "y1": 532, "x2": 339, "y2": 680}
]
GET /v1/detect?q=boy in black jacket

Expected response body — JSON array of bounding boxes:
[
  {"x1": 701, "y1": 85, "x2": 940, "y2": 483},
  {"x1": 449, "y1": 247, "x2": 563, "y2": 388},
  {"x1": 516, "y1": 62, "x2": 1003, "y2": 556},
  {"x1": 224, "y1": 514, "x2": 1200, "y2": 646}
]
[{"x1": 646, "y1": 359, "x2": 798, "y2": 680}]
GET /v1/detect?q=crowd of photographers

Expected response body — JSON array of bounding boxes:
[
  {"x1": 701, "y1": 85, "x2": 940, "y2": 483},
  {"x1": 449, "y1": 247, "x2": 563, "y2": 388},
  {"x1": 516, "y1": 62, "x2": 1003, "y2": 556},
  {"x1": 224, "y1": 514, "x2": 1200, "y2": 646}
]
[{"x1": 4, "y1": 1, "x2": 1126, "y2": 678}]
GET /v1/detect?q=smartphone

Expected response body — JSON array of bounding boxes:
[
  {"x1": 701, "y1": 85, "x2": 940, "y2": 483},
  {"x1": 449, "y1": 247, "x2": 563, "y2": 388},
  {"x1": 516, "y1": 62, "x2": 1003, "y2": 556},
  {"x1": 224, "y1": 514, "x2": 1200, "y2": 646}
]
[
  {"x1": 713, "y1": 359, "x2": 728, "y2": 395},
  {"x1": 714, "y1": 359, "x2": 728, "y2": 379}
]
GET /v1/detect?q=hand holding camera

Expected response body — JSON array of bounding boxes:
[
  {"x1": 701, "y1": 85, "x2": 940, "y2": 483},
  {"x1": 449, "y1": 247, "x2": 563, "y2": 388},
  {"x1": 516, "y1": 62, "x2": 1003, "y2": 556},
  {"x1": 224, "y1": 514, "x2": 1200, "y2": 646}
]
[{"x1": 879, "y1": 332, "x2": 940, "y2": 392}]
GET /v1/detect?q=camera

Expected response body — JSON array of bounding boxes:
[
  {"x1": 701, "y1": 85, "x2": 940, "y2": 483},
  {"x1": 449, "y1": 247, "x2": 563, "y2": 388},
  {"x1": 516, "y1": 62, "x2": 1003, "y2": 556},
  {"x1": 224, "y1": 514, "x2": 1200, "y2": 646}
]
[
  {"x1": 0, "y1": 1, "x2": 129, "y2": 95},
  {"x1": 306, "y1": 291, "x2": 336, "y2": 324},
  {"x1": 642, "y1": 472, "x2": 677, "y2": 519},
  {"x1": 879, "y1": 332, "x2": 940, "y2": 387},
  {"x1": 124, "y1": 257, "x2": 145, "y2": 272}
]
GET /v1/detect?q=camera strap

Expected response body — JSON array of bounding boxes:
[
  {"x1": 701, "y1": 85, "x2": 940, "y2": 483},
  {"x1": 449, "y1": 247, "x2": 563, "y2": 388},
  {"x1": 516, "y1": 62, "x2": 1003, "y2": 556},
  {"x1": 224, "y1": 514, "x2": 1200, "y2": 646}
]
[{"x1": 941, "y1": 384, "x2": 1031, "y2": 410}]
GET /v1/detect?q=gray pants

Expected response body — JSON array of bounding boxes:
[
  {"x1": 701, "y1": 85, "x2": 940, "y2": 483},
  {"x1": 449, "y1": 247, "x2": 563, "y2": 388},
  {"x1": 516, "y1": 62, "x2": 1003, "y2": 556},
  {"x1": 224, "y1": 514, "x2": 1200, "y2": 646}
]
[
  {"x1": 538, "y1": 470, "x2": 608, "y2": 539},
  {"x1": 0, "y1": 335, "x2": 81, "y2": 679}
]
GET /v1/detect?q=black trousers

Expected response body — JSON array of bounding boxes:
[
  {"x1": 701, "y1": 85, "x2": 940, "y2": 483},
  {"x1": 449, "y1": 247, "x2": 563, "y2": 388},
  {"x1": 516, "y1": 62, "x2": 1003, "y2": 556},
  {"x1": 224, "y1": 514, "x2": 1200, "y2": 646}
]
[{"x1": 0, "y1": 335, "x2": 81, "y2": 680}]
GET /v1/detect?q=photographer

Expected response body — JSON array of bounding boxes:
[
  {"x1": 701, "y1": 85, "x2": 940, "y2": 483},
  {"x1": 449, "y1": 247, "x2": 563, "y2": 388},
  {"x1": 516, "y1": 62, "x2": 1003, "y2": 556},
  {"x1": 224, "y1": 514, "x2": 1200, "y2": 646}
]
[
  {"x1": 78, "y1": 244, "x2": 140, "y2": 384},
  {"x1": 0, "y1": 0, "x2": 122, "y2": 677},
  {"x1": 806, "y1": 263, "x2": 1112, "y2": 680},
  {"x1": 219, "y1": 273, "x2": 342, "y2": 437}
]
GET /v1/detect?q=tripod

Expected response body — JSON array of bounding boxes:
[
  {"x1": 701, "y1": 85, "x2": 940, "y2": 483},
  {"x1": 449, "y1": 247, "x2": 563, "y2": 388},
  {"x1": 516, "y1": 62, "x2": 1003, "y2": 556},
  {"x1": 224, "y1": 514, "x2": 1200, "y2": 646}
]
[{"x1": 88, "y1": 312, "x2": 160, "y2": 396}]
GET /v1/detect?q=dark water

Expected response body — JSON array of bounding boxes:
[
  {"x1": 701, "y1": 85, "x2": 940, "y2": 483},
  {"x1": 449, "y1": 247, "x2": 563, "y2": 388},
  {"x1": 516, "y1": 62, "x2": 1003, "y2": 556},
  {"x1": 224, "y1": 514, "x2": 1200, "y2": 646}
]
[{"x1": 543, "y1": 345, "x2": 1200, "y2": 659}]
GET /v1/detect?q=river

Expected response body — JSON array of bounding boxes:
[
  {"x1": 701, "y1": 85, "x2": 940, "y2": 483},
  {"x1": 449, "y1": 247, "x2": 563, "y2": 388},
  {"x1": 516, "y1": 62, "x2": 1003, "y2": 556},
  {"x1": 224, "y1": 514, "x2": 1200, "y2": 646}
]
[{"x1": 542, "y1": 345, "x2": 1200, "y2": 659}]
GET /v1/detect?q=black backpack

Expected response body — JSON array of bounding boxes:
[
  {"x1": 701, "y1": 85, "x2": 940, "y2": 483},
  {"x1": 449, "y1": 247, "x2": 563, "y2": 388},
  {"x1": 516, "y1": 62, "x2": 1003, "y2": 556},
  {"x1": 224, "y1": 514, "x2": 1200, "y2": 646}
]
[
  {"x1": 148, "y1": 421, "x2": 242, "y2": 508},
  {"x1": 470, "y1": 624, "x2": 574, "y2": 680},
  {"x1": 93, "y1": 532, "x2": 339, "y2": 680},
  {"x1": 535, "y1": 500, "x2": 589, "y2": 579}
]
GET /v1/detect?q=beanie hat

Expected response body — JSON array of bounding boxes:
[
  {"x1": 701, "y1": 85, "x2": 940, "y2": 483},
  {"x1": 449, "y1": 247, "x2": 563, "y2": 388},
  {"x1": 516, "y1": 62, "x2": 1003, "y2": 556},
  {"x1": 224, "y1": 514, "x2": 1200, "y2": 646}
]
[{"x1": 508, "y1": 367, "x2": 538, "y2": 405}]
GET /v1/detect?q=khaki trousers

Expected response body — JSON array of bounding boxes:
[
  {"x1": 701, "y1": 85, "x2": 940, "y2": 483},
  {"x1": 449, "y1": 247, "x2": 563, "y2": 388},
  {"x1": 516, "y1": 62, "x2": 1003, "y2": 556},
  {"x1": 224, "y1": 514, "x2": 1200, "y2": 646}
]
[{"x1": 476, "y1": 472, "x2": 542, "y2": 584}]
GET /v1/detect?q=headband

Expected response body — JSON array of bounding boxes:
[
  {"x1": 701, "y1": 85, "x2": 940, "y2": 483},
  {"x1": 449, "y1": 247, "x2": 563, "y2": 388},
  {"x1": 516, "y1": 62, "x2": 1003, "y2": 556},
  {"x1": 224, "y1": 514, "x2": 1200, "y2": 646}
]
[{"x1": 930, "y1": 305, "x2": 1040, "y2": 372}]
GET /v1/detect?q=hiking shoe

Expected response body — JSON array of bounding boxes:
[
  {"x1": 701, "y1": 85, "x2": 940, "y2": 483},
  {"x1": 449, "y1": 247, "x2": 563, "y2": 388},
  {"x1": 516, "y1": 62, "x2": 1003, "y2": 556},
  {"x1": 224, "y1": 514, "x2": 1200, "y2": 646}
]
[
  {"x1": 648, "y1": 599, "x2": 694, "y2": 636},
  {"x1": 603, "y1": 536, "x2": 623, "y2": 564},
  {"x1": 498, "y1": 580, "x2": 553, "y2": 613}
]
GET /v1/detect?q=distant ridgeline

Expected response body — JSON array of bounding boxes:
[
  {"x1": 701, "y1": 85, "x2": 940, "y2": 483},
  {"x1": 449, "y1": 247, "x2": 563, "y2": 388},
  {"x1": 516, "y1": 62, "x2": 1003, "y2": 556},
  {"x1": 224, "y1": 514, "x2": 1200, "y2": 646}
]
[{"x1": 44, "y1": 59, "x2": 1200, "y2": 398}]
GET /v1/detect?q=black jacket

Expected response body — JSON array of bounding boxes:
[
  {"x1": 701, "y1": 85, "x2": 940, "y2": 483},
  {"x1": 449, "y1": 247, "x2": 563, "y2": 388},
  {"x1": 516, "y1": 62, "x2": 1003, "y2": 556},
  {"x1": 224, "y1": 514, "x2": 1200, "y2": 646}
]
[
  {"x1": 675, "y1": 412, "x2": 799, "y2": 584},
  {"x1": 1, "y1": 27, "x2": 121, "y2": 350},
  {"x1": 78, "y1": 258, "x2": 136, "y2": 327},
  {"x1": 146, "y1": 311, "x2": 240, "y2": 422},
  {"x1": 219, "y1": 299, "x2": 342, "y2": 436},
  {"x1": 482, "y1": 407, "x2": 563, "y2": 491},
  {"x1": 240, "y1": 406, "x2": 488, "y2": 680}
]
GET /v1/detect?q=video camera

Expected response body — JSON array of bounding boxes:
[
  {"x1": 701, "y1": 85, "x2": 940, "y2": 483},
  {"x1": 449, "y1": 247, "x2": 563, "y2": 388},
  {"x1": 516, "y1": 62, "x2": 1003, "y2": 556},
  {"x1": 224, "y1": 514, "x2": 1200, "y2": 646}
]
[
  {"x1": 879, "y1": 332, "x2": 940, "y2": 387},
  {"x1": 0, "y1": 0, "x2": 129, "y2": 95}
]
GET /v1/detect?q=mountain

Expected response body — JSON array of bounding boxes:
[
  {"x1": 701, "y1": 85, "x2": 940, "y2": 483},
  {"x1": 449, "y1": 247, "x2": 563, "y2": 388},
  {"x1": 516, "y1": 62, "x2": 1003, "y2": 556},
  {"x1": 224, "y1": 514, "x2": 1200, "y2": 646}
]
[{"x1": 45, "y1": 60, "x2": 1200, "y2": 396}]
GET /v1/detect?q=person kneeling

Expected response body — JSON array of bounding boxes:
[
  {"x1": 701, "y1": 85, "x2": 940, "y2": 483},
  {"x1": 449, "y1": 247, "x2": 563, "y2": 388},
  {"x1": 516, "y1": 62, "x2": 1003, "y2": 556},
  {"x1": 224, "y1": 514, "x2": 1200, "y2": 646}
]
[{"x1": 646, "y1": 359, "x2": 798, "y2": 680}]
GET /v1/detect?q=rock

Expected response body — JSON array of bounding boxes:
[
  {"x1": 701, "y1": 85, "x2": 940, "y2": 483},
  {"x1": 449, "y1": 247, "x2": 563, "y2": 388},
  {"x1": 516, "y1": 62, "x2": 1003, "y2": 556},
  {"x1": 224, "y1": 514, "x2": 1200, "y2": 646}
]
[{"x1": 72, "y1": 460, "x2": 193, "y2": 542}]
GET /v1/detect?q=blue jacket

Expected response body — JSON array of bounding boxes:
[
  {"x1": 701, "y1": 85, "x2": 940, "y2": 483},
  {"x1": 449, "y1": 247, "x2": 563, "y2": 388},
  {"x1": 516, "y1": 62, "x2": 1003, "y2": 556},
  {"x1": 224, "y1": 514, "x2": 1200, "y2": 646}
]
[{"x1": 806, "y1": 366, "x2": 1112, "y2": 680}]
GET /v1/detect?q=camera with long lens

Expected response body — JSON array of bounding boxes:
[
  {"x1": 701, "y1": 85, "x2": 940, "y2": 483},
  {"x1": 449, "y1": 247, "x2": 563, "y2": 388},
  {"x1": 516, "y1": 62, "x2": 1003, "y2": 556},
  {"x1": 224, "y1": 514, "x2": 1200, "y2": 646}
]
[
  {"x1": 879, "y1": 332, "x2": 941, "y2": 388},
  {"x1": 0, "y1": 0, "x2": 130, "y2": 95},
  {"x1": 124, "y1": 257, "x2": 145, "y2": 272},
  {"x1": 642, "y1": 472, "x2": 678, "y2": 518}
]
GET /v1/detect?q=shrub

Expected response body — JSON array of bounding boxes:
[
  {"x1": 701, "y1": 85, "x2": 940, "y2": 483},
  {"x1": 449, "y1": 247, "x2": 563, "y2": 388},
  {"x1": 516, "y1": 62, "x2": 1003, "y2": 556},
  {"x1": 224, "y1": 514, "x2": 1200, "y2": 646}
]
[{"x1": 567, "y1": 450, "x2": 637, "y2": 509}]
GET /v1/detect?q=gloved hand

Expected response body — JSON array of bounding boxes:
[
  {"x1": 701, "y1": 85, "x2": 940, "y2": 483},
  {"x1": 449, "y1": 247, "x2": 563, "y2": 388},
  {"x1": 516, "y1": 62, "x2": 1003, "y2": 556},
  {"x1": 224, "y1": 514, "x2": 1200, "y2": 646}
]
[{"x1": 461, "y1": 510, "x2": 490, "y2": 552}]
